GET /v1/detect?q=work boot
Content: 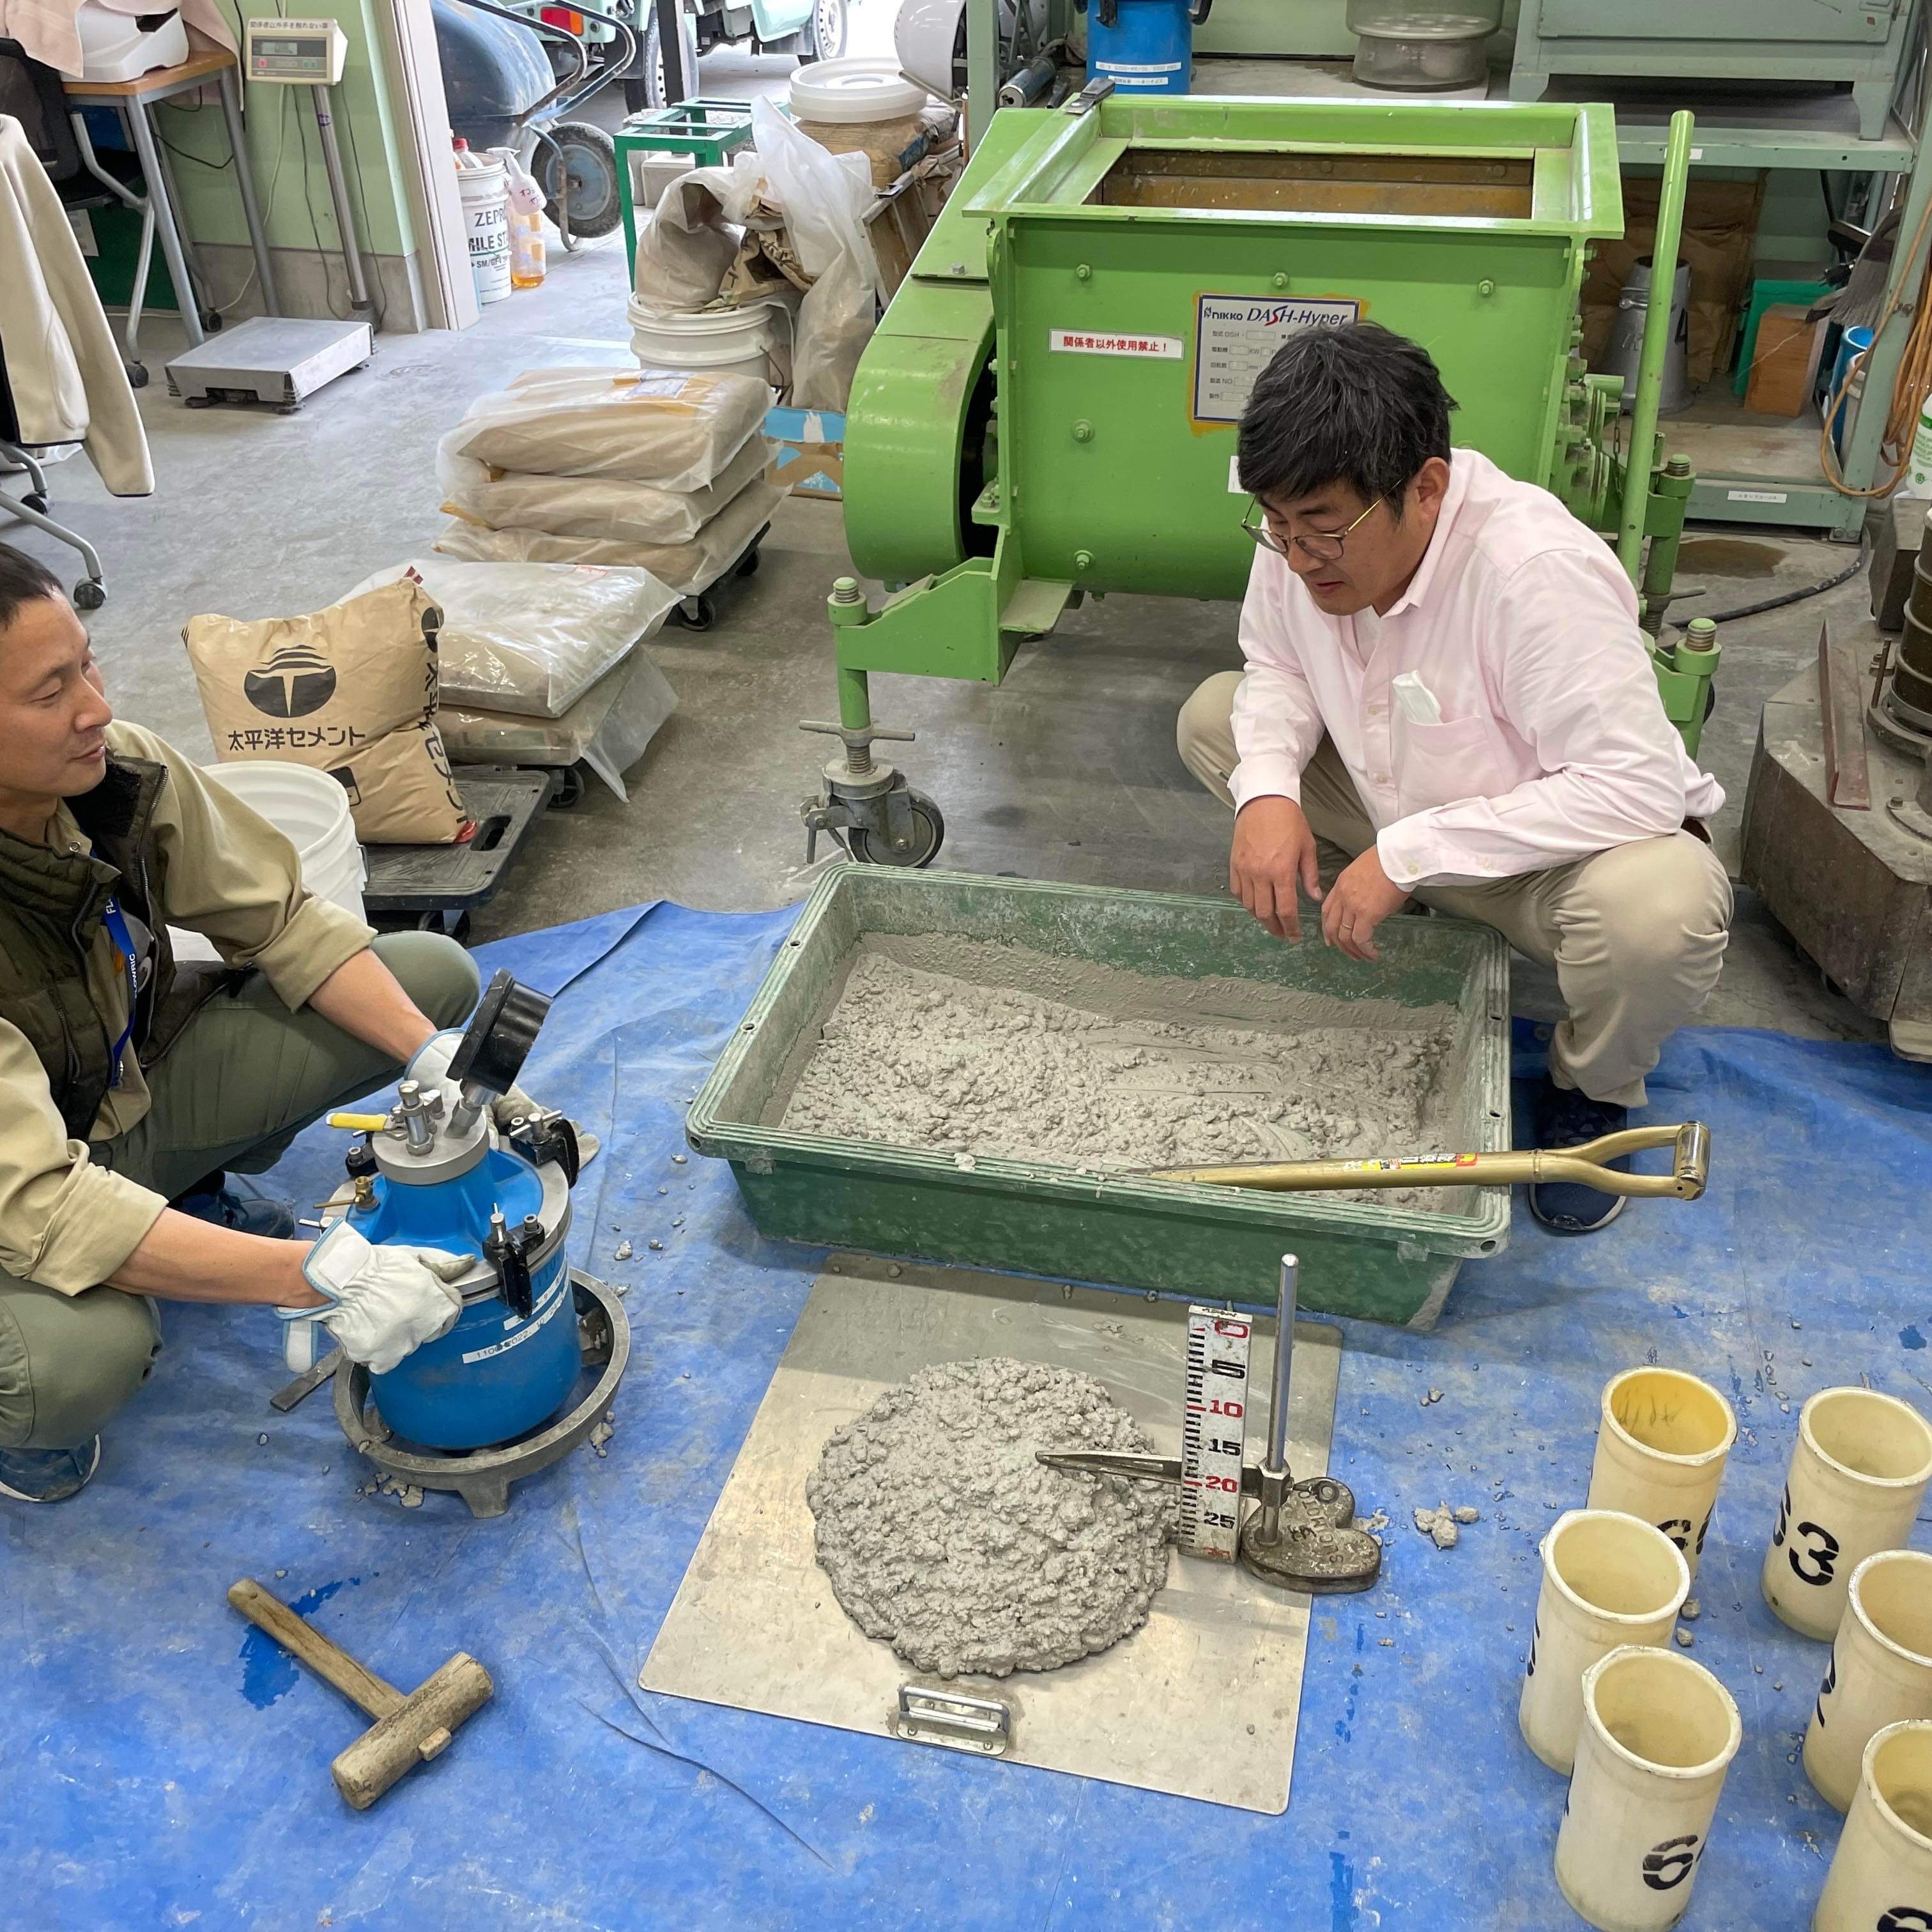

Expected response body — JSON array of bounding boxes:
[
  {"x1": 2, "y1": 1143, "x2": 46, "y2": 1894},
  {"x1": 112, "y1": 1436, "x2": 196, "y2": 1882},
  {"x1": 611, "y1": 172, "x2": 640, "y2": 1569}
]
[
  {"x1": 173, "y1": 1173, "x2": 297, "y2": 1241},
  {"x1": 1528, "y1": 1076, "x2": 1629, "y2": 1235},
  {"x1": 0, "y1": 1436, "x2": 102, "y2": 1504}
]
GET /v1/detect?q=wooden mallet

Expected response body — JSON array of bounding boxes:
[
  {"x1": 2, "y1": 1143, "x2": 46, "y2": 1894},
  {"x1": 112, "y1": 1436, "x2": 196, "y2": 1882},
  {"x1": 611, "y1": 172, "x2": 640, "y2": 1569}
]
[{"x1": 228, "y1": 1578, "x2": 494, "y2": 1809}]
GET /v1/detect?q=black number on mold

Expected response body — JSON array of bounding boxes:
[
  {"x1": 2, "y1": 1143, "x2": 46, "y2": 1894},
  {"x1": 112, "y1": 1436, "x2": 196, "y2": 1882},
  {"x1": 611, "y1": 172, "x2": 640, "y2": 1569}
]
[
  {"x1": 1695, "y1": 1509, "x2": 1712, "y2": 1556},
  {"x1": 1658, "y1": 1516, "x2": 1693, "y2": 1553},
  {"x1": 1878, "y1": 1912, "x2": 1932, "y2": 1931},
  {"x1": 1814, "y1": 1648, "x2": 1839, "y2": 1729},
  {"x1": 1526, "y1": 1614, "x2": 1540, "y2": 1677},
  {"x1": 1641, "y1": 1834, "x2": 1701, "y2": 1892},
  {"x1": 1772, "y1": 1485, "x2": 1791, "y2": 1549},
  {"x1": 1788, "y1": 1521, "x2": 1840, "y2": 1587}
]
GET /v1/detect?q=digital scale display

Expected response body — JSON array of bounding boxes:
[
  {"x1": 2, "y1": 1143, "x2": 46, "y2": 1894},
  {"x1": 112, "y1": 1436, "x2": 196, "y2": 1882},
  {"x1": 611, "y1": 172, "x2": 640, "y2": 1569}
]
[{"x1": 243, "y1": 17, "x2": 348, "y2": 83}]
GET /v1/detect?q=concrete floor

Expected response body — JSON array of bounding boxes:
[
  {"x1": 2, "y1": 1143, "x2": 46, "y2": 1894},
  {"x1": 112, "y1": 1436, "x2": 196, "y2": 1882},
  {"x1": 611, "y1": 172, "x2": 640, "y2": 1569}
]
[{"x1": 2, "y1": 143, "x2": 1892, "y2": 1050}]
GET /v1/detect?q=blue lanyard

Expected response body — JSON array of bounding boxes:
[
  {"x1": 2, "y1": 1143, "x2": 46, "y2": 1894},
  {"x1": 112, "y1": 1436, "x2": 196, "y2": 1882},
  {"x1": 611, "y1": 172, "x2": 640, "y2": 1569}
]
[{"x1": 102, "y1": 895, "x2": 139, "y2": 1088}]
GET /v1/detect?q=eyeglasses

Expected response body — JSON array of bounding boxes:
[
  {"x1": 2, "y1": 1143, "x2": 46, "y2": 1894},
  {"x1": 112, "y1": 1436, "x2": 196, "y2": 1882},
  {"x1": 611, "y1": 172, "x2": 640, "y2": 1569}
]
[{"x1": 1241, "y1": 494, "x2": 1384, "y2": 564}]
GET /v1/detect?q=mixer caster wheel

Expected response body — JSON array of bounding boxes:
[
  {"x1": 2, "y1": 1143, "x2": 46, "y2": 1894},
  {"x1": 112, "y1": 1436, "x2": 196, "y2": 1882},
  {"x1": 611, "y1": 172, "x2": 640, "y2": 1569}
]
[
  {"x1": 547, "y1": 763, "x2": 588, "y2": 810},
  {"x1": 72, "y1": 578, "x2": 106, "y2": 610},
  {"x1": 675, "y1": 592, "x2": 717, "y2": 631},
  {"x1": 736, "y1": 543, "x2": 761, "y2": 579},
  {"x1": 847, "y1": 792, "x2": 944, "y2": 868}
]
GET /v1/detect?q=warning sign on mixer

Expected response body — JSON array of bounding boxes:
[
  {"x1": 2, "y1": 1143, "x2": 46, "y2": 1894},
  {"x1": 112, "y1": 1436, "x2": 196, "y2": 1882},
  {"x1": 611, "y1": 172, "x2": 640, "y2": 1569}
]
[{"x1": 1193, "y1": 295, "x2": 1360, "y2": 423}]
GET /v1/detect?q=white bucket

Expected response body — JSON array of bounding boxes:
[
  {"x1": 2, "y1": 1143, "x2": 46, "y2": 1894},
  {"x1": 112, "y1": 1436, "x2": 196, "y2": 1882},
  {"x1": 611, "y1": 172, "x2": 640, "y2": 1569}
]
[
  {"x1": 1763, "y1": 1386, "x2": 1932, "y2": 1641},
  {"x1": 627, "y1": 296, "x2": 783, "y2": 387},
  {"x1": 207, "y1": 762, "x2": 366, "y2": 917},
  {"x1": 1586, "y1": 1367, "x2": 1736, "y2": 1584},
  {"x1": 1813, "y1": 1721, "x2": 1932, "y2": 1931},
  {"x1": 1519, "y1": 1510, "x2": 1690, "y2": 1775},
  {"x1": 459, "y1": 158, "x2": 511, "y2": 306},
  {"x1": 1554, "y1": 1646, "x2": 1742, "y2": 1932},
  {"x1": 1804, "y1": 1549, "x2": 1932, "y2": 1813},
  {"x1": 168, "y1": 763, "x2": 365, "y2": 964}
]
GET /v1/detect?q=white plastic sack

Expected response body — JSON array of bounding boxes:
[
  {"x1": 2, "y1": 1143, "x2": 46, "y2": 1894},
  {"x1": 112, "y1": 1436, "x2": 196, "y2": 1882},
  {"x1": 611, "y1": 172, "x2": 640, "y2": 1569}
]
[
  {"x1": 435, "y1": 480, "x2": 787, "y2": 597},
  {"x1": 438, "y1": 648, "x2": 678, "y2": 802},
  {"x1": 749, "y1": 96, "x2": 878, "y2": 411},
  {"x1": 346, "y1": 559, "x2": 678, "y2": 720},
  {"x1": 632, "y1": 171, "x2": 742, "y2": 311},
  {"x1": 443, "y1": 367, "x2": 772, "y2": 491},
  {"x1": 438, "y1": 432, "x2": 775, "y2": 546}
]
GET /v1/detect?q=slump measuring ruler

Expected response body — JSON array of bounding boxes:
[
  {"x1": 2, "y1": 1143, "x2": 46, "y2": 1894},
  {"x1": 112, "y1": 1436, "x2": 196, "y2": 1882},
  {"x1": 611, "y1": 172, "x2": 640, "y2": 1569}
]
[{"x1": 1178, "y1": 1304, "x2": 1253, "y2": 1560}]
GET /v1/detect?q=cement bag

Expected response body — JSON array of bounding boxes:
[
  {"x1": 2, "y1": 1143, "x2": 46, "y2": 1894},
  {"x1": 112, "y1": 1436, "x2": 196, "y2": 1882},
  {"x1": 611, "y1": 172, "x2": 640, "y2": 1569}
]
[
  {"x1": 438, "y1": 433, "x2": 775, "y2": 546},
  {"x1": 438, "y1": 648, "x2": 678, "y2": 802},
  {"x1": 436, "y1": 480, "x2": 787, "y2": 596},
  {"x1": 749, "y1": 95, "x2": 878, "y2": 411},
  {"x1": 344, "y1": 559, "x2": 680, "y2": 719},
  {"x1": 632, "y1": 171, "x2": 742, "y2": 311},
  {"x1": 443, "y1": 367, "x2": 772, "y2": 491},
  {"x1": 183, "y1": 581, "x2": 467, "y2": 845}
]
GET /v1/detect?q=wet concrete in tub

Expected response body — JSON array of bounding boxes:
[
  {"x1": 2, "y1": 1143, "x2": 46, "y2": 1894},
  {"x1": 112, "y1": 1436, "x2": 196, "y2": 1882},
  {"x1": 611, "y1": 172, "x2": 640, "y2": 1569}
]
[{"x1": 778, "y1": 938, "x2": 1462, "y2": 1202}]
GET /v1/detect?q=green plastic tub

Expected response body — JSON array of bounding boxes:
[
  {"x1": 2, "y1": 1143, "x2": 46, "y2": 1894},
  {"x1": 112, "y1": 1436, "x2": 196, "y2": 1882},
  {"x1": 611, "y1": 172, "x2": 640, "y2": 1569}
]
[{"x1": 687, "y1": 866, "x2": 1513, "y2": 1328}]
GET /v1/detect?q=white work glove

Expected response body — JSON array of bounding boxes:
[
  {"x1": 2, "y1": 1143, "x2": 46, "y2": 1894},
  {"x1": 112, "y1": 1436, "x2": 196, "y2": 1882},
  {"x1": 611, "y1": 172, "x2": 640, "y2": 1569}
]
[
  {"x1": 406, "y1": 1028, "x2": 539, "y2": 1130},
  {"x1": 288, "y1": 1223, "x2": 473, "y2": 1376}
]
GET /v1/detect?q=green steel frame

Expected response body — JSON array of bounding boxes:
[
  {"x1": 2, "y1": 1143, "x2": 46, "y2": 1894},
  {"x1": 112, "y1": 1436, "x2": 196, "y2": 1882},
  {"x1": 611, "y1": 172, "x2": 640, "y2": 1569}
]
[
  {"x1": 820, "y1": 94, "x2": 1711, "y2": 842},
  {"x1": 615, "y1": 98, "x2": 756, "y2": 278}
]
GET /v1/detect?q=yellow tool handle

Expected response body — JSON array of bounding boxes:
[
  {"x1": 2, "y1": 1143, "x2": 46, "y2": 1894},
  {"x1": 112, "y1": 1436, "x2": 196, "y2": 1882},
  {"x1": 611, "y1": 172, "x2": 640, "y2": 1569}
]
[
  {"x1": 1149, "y1": 1121, "x2": 1710, "y2": 1200},
  {"x1": 328, "y1": 1112, "x2": 390, "y2": 1133}
]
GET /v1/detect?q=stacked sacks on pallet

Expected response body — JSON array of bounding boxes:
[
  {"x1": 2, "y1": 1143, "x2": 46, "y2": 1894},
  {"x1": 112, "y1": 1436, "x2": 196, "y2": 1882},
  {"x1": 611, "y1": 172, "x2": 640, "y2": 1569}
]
[
  {"x1": 433, "y1": 367, "x2": 786, "y2": 601},
  {"x1": 349, "y1": 557, "x2": 683, "y2": 802}
]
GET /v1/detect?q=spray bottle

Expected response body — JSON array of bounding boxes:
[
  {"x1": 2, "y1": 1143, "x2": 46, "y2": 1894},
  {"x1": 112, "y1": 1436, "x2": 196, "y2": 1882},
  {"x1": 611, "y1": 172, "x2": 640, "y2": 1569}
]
[{"x1": 493, "y1": 147, "x2": 547, "y2": 289}]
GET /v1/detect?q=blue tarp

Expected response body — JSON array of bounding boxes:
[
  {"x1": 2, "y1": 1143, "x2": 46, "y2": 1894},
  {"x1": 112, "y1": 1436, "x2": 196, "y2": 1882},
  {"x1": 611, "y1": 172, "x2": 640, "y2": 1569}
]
[{"x1": 4, "y1": 900, "x2": 1928, "y2": 1931}]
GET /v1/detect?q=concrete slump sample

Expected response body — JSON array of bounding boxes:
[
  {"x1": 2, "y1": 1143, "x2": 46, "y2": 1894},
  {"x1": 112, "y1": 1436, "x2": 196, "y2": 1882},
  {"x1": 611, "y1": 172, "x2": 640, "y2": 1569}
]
[
  {"x1": 806, "y1": 1358, "x2": 1174, "y2": 1679},
  {"x1": 779, "y1": 940, "x2": 1461, "y2": 1204}
]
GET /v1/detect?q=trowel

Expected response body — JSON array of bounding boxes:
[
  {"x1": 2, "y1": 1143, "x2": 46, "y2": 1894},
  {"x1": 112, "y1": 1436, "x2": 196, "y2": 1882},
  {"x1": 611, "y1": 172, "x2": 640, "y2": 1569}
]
[{"x1": 1038, "y1": 1255, "x2": 1383, "y2": 1595}]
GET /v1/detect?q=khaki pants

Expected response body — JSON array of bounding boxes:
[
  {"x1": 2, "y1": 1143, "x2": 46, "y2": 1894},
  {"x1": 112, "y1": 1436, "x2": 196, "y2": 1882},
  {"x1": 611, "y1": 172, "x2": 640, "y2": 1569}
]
[
  {"x1": 0, "y1": 931, "x2": 479, "y2": 1450},
  {"x1": 1177, "y1": 670, "x2": 1731, "y2": 1109}
]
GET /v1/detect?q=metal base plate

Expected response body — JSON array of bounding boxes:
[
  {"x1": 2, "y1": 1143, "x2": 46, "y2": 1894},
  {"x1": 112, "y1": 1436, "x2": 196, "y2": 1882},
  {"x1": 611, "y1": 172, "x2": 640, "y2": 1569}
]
[
  {"x1": 639, "y1": 1255, "x2": 1351, "y2": 1814},
  {"x1": 1239, "y1": 1478, "x2": 1384, "y2": 1594},
  {"x1": 165, "y1": 317, "x2": 374, "y2": 406},
  {"x1": 333, "y1": 1271, "x2": 629, "y2": 1517}
]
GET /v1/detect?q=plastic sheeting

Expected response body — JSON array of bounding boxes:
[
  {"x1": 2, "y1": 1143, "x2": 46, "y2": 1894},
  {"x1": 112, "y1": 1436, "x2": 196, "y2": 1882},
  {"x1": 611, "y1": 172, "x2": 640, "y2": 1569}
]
[{"x1": 4, "y1": 898, "x2": 1929, "y2": 1932}]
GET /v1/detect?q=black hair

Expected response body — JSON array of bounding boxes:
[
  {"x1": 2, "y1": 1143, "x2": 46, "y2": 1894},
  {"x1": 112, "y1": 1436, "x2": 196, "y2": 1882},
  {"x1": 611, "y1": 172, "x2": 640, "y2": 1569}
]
[
  {"x1": 1236, "y1": 321, "x2": 1457, "y2": 520},
  {"x1": 0, "y1": 544, "x2": 64, "y2": 631}
]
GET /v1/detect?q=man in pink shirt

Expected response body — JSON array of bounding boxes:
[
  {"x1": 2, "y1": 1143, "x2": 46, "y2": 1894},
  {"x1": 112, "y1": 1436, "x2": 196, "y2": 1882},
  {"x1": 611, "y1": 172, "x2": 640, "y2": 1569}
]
[{"x1": 1178, "y1": 322, "x2": 1730, "y2": 1234}]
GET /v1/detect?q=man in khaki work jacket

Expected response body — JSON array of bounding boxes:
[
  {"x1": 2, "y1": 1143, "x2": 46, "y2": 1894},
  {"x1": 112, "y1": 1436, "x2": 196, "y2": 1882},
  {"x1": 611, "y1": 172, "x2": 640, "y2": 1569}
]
[{"x1": 0, "y1": 543, "x2": 539, "y2": 1505}]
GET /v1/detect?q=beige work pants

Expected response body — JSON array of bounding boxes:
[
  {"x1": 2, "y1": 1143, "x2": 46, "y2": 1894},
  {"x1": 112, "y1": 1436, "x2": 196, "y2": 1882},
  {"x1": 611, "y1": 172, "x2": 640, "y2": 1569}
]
[{"x1": 1177, "y1": 671, "x2": 1732, "y2": 1108}]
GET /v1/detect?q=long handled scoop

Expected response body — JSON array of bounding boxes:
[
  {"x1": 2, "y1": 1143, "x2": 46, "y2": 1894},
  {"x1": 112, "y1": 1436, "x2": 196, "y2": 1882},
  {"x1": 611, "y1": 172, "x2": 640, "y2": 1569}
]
[{"x1": 1147, "y1": 1121, "x2": 1710, "y2": 1199}]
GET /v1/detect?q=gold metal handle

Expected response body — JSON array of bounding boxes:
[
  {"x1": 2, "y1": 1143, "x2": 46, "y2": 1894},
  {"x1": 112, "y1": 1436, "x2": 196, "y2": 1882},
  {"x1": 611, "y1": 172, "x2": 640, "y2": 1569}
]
[{"x1": 1148, "y1": 1121, "x2": 1711, "y2": 1201}]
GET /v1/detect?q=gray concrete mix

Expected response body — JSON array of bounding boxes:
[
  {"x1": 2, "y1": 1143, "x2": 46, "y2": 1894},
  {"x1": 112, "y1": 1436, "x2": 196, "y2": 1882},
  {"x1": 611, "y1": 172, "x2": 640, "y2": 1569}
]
[
  {"x1": 807, "y1": 1356, "x2": 1173, "y2": 1678},
  {"x1": 1, "y1": 139, "x2": 1888, "y2": 1050}
]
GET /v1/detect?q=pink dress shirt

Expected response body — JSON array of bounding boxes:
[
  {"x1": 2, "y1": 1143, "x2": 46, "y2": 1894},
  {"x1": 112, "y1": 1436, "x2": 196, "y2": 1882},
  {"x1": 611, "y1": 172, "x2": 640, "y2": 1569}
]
[{"x1": 1229, "y1": 448, "x2": 1724, "y2": 891}]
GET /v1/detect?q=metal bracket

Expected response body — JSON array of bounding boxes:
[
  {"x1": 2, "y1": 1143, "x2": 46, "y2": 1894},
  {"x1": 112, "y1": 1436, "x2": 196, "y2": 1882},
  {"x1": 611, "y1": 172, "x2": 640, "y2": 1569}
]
[
  {"x1": 1820, "y1": 617, "x2": 1873, "y2": 810},
  {"x1": 1061, "y1": 75, "x2": 1114, "y2": 116},
  {"x1": 891, "y1": 1686, "x2": 1011, "y2": 1757}
]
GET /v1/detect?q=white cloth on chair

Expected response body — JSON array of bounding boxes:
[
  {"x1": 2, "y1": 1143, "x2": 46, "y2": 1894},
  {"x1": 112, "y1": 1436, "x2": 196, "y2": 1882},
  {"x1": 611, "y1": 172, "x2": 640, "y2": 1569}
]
[{"x1": 0, "y1": 112, "x2": 151, "y2": 494}]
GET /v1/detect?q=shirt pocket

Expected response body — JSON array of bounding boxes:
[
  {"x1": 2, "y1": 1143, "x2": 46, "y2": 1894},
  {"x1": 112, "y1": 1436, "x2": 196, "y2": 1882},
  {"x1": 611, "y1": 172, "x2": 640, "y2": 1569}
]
[{"x1": 1394, "y1": 712, "x2": 1503, "y2": 818}]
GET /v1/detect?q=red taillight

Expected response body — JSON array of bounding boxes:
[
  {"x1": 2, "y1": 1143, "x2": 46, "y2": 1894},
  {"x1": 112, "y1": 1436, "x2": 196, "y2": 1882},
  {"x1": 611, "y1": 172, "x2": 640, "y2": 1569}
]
[{"x1": 539, "y1": 6, "x2": 585, "y2": 28}]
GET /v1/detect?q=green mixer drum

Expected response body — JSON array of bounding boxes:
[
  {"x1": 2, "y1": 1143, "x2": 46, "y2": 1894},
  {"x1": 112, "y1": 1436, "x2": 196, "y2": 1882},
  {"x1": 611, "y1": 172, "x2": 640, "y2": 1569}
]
[{"x1": 844, "y1": 97, "x2": 1622, "y2": 600}]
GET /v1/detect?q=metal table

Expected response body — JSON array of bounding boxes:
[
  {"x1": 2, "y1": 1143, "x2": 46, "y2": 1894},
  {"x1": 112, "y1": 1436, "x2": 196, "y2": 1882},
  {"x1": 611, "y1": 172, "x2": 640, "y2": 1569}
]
[{"x1": 65, "y1": 48, "x2": 279, "y2": 379}]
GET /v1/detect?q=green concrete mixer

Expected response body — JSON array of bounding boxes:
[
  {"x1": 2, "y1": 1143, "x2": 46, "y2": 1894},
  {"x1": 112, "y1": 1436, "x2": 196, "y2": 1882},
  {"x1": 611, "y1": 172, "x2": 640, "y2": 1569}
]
[{"x1": 801, "y1": 93, "x2": 1712, "y2": 868}]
